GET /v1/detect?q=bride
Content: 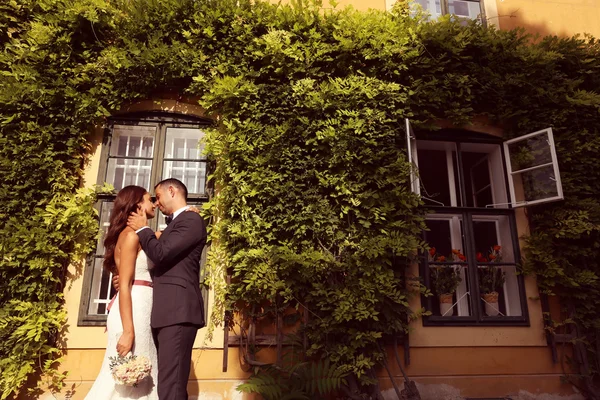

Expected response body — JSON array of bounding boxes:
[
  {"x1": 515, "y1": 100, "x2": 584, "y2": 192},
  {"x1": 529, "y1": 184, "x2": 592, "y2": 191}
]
[{"x1": 85, "y1": 185, "x2": 159, "y2": 399}]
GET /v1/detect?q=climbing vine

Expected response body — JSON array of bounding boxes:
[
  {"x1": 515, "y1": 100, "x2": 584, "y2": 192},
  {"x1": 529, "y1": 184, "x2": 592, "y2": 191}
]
[{"x1": 1, "y1": 0, "x2": 600, "y2": 398}]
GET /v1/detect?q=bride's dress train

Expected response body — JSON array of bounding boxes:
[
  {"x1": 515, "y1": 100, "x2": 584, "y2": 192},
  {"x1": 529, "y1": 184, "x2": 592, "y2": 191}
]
[{"x1": 85, "y1": 251, "x2": 158, "y2": 399}]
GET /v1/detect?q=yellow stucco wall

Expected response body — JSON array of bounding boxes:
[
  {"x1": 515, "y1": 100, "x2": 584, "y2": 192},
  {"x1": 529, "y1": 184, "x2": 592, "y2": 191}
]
[
  {"x1": 496, "y1": 0, "x2": 600, "y2": 38},
  {"x1": 42, "y1": 346, "x2": 573, "y2": 399}
]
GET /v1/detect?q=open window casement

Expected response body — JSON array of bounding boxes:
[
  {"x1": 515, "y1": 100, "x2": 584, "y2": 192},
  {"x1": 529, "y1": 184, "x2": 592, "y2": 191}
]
[
  {"x1": 503, "y1": 128, "x2": 564, "y2": 208},
  {"x1": 405, "y1": 118, "x2": 421, "y2": 196}
]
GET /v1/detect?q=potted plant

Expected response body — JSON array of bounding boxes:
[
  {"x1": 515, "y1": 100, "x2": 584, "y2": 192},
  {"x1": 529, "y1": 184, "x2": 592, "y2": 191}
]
[
  {"x1": 477, "y1": 245, "x2": 506, "y2": 316},
  {"x1": 429, "y1": 248, "x2": 463, "y2": 316}
]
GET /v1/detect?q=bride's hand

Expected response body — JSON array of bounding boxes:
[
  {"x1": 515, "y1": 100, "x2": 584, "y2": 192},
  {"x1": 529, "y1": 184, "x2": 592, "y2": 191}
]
[
  {"x1": 185, "y1": 205, "x2": 200, "y2": 214},
  {"x1": 155, "y1": 230, "x2": 163, "y2": 239},
  {"x1": 117, "y1": 331, "x2": 134, "y2": 356}
]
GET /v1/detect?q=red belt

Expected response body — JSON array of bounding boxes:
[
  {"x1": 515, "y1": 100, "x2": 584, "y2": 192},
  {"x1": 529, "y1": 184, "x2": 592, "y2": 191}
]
[{"x1": 106, "y1": 280, "x2": 153, "y2": 313}]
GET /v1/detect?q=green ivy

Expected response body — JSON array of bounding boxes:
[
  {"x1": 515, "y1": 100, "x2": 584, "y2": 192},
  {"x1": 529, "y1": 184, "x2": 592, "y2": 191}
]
[{"x1": 1, "y1": 0, "x2": 600, "y2": 398}]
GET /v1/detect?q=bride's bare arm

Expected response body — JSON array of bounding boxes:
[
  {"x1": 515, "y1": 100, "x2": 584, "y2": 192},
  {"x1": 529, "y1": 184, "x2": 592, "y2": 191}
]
[{"x1": 116, "y1": 231, "x2": 139, "y2": 356}]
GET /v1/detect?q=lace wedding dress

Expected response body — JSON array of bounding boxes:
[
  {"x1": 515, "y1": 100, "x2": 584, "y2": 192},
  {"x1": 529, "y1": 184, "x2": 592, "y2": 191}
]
[{"x1": 85, "y1": 251, "x2": 158, "y2": 399}]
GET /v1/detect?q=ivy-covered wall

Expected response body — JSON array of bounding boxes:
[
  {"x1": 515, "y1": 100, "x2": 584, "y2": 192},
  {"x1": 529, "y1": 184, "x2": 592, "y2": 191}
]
[{"x1": 1, "y1": 0, "x2": 600, "y2": 398}]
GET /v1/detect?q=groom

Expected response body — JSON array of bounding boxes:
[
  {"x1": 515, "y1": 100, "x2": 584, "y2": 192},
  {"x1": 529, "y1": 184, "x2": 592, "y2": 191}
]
[{"x1": 127, "y1": 178, "x2": 207, "y2": 400}]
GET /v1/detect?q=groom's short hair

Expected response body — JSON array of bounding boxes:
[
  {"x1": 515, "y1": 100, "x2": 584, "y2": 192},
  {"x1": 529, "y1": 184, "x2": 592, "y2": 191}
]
[{"x1": 155, "y1": 178, "x2": 188, "y2": 199}]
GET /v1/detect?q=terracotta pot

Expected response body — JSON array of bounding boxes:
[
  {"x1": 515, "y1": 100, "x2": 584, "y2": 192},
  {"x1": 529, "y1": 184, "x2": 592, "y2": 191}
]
[
  {"x1": 439, "y1": 293, "x2": 454, "y2": 316},
  {"x1": 483, "y1": 291, "x2": 499, "y2": 316}
]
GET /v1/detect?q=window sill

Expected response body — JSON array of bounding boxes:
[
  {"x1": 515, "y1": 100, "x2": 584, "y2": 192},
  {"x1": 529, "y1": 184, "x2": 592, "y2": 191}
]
[
  {"x1": 422, "y1": 316, "x2": 530, "y2": 327},
  {"x1": 77, "y1": 314, "x2": 108, "y2": 327}
]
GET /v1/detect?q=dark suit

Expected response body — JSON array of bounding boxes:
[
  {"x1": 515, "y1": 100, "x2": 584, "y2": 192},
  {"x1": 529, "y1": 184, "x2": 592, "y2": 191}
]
[{"x1": 137, "y1": 211, "x2": 207, "y2": 400}]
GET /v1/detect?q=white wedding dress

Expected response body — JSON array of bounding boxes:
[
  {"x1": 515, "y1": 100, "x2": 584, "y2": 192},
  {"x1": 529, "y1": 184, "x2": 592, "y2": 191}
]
[{"x1": 85, "y1": 251, "x2": 158, "y2": 399}]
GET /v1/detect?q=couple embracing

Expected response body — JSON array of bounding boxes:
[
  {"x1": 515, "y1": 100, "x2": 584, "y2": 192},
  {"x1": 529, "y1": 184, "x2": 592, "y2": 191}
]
[{"x1": 85, "y1": 178, "x2": 207, "y2": 400}]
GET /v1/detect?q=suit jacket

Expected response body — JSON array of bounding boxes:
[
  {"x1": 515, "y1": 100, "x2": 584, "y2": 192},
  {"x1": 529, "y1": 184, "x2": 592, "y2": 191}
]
[{"x1": 137, "y1": 211, "x2": 207, "y2": 329}]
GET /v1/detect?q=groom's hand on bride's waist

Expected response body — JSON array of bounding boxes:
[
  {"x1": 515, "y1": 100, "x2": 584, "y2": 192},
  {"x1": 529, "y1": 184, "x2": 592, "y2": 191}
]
[{"x1": 127, "y1": 209, "x2": 148, "y2": 232}]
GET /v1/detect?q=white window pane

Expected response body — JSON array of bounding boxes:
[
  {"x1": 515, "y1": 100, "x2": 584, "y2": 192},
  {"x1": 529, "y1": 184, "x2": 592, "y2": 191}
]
[
  {"x1": 110, "y1": 125, "x2": 155, "y2": 157},
  {"x1": 471, "y1": 215, "x2": 515, "y2": 264},
  {"x1": 504, "y1": 127, "x2": 563, "y2": 207},
  {"x1": 512, "y1": 165, "x2": 559, "y2": 204},
  {"x1": 405, "y1": 119, "x2": 420, "y2": 195},
  {"x1": 88, "y1": 258, "x2": 115, "y2": 315},
  {"x1": 164, "y1": 127, "x2": 205, "y2": 160},
  {"x1": 478, "y1": 265, "x2": 522, "y2": 317},
  {"x1": 106, "y1": 159, "x2": 152, "y2": 190},
  {"x1": 448, "y1": 0, "x2": 481, "y2": 19},
  {"x1": 471, "y1": 215, "x2": 522, "y2": 317},
  {"x1": 465, "y1": 152, "x2": 492, "y2": 207},
  {"x1": 507, "y1": 133, "x2": 552, "y2": 172},
  {"x1": 416, "y1": 141, "x2": 459, "y2": 207},
  {"x1": 163, "y1": 160, "x2": 206, "y2": 195},
  {"x1": 426, "y1": 214, "x2": 470, "y2": 317},
  {"x1": 412, "y1": 0, "x2": 442, "y2": 18},
  {"x1": 95, "y1": 202, "x2": 114, "y2": 255}
]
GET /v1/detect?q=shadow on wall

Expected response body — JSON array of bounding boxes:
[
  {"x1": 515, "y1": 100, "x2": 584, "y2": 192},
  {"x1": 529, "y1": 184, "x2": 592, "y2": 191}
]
[{"x1": 492, "y1": 1, "x2": 600, "y2": 39}]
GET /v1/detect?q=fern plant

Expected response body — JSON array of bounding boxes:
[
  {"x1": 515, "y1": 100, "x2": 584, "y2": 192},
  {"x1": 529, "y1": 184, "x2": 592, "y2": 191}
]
[{"x1": 237, "y1": 359, "x2": 347, "y2": 400}]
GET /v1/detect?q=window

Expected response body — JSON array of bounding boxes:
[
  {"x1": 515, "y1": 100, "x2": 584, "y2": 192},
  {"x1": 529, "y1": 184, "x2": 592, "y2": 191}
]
[
  {"x1": 79, "y1": 112, "x2": 212, "y2": 325},
  {"x1": 412, "y1": 0, "x2": 485, "y2": 23},
  {"x1": 405, "y1": 121, "x2": 563, "y2": 325}
]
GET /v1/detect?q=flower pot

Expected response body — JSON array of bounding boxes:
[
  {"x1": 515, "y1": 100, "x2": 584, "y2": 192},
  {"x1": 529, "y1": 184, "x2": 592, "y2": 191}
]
[
  {"x1": 439, "y1": 293, "x2": 454, "y2": 316},
  {"x1": 483, "y1": 291, "x2": 499, "y2": 316}
]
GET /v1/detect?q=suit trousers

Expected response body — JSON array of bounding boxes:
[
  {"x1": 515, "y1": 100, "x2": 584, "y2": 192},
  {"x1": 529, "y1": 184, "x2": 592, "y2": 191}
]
[{"x1": 153, "y1": 324, "x2": 198, "y2": 400}]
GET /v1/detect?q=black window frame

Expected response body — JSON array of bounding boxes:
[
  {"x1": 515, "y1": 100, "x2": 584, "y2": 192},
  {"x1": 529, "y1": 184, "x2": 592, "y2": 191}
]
[
  {"x1": 78, "y1": 111, "x2": 214, "y2": 326},
  {"x1": 415, "y1": 130, "x2": 529, "y2": 327}
]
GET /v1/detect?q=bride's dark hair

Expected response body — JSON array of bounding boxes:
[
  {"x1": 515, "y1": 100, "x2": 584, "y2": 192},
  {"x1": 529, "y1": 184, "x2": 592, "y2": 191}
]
[{"x1": 103, "y1": 185, "x2": 148, "y2": 274}]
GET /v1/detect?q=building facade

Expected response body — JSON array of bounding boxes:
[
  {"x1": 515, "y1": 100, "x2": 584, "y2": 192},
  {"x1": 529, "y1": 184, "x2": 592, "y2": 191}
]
[{"x1": 42, "y1": 1, "x2": 600, "y2": 399}]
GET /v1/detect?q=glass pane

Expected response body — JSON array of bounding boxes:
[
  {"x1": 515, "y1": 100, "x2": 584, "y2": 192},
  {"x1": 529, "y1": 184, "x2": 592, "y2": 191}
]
[
  {"x1": 469, "y1": 156, "x2": 490, "y2": 191},
  {"x1": 512, "y1": 165, "x2": 559, "y2": 204},
  {"x1": 448, "y1": 0, "x2": 481, "y2": 19},
  {"x1": 474, "y1": 187, "x2": 493, "y2": 208},
  {"x1": 96, "y1": 202, "x2": 114, "y2": 255},
  {"x1": 471, "y1": 214, "x2": 522, "y2": 317},
  {"x1": 425, "y1": 217, "x2": 467, "y2": 260},
  {"x1": 88, "y1": 257, "x2": 116, "y2": 315},
  {"x1": 478, "y1": 265, "x2": 522, "y2": 317},
  {"x1": 110, "y1": 125, "x2": 155, "y2": 157},
  {"x1": 463, "y1": 152, "x2": 492, "y2": 207},
  {"x1": 413, "y1": 0, "x2": 442, "y2": 18},
  {"x1": 429, "y1": 265, "x2": 471, "y2": 317},
  {"x1": 426, "y1": 214, "x2": 471, "y2": 317},
  {"x1": 163, "y1": 160, "x2": 206, "y2": 195},
  {"x1": 106, "y1": 159, "x2": 152, "y2": 190},
  {"x1": 507, "y1": 132, "x2": 552, "y2": 172},
  {"x1": 164, "y1": 127, "x2": 205, "y2": 160},
  {"x1": 471, "y1": 215, "x2": 515, "y2": 263},
  {"x1": 417, "y1": 149, "x2": 454, "y2": 206}
]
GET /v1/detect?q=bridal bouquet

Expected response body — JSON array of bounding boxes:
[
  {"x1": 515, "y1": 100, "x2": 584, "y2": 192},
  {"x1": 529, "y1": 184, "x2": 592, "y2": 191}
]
[{"x1": 109, "y1": 353, "x2": 152, "y2": 387}]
